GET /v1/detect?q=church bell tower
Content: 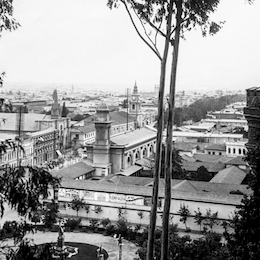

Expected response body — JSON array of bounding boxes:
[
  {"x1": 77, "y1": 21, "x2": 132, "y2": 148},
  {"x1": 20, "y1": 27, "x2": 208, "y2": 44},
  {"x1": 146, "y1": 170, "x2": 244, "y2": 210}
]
[{"x1": 129, "y1": 82, "x2": 142, "y2": 127}]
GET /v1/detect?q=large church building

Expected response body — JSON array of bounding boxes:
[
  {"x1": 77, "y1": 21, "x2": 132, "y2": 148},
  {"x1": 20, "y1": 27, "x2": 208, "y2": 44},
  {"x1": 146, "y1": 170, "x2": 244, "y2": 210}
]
[{"x1": 85, "y1": 102, "x2": 157, "y2": 177}]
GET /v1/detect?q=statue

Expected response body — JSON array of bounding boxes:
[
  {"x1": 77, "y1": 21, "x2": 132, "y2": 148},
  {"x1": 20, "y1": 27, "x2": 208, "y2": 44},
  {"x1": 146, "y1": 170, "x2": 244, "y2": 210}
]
[{"x1": 57, "y1": 223, "x2": 65, "y2": 249}]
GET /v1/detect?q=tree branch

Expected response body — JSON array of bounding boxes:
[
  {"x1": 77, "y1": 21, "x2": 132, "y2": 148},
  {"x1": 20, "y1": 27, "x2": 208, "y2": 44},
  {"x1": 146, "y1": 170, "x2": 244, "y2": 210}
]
[{"x1": 121, "y1": 0, "x2": 162, "y2": 60}]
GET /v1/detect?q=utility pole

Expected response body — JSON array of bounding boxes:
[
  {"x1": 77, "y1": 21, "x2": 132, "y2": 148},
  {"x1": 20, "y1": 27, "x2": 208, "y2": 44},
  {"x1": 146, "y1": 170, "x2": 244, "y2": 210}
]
[
  {"x1": 126, "y1": 88, "x2": 129, "y2": 131},
  {"x1": 16, "y1": 105, "x2": 24, "y2": 166}
]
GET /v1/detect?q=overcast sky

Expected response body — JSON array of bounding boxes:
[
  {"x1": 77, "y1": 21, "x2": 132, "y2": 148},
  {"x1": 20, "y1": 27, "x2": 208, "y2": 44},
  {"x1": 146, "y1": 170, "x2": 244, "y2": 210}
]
[{"x1": 0, "y1": 0, "x2": 260, "y2": 92}]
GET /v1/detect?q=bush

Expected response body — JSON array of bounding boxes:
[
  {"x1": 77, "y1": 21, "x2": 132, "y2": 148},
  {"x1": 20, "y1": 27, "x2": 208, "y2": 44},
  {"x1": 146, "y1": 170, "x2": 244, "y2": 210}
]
[
  {"x1": 89, "y1": 218, "x2": 99, "y2": 231},
  {"x1": 65, "y1": 218, "x2": 82, "y2": 231},
  {"x1": 116, "y1": 217, "x2": 129, "y2": 237},
  {"x1": 101, "y1": 218, "x2": 111, "y2": 228},
  {"x1": 104, "y1": 224, "x2": 115, "y2": 236}
]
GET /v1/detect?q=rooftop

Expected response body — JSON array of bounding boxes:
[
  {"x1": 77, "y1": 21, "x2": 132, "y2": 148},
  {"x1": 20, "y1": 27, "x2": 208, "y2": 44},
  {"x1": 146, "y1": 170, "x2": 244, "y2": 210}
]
[
  {"x1": 52, "y1": 161, "x2": 95, "y2": 179},
  {"x1": 110, "y1": 127, "x2": 156, "y2": 148},
  {"x1": 0, "y1": 113, "x2": 50, "y2": 132},
  {"x1": 210, "y1": 166, "x2": 247, "y2": 184}
]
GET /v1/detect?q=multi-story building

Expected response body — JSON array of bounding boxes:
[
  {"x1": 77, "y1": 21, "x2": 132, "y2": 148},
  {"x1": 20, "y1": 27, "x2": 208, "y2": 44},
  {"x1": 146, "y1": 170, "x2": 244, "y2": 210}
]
[
  {"x1": 0, "y1": 136, "x2": 33, "y2": 167},
  {"x1": 27, "y1": 128, "x2": 59, "y2": 166}
]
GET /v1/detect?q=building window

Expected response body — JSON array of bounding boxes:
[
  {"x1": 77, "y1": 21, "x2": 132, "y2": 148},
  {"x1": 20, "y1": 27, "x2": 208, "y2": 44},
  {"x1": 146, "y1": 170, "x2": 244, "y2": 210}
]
[
  {"x1": 219, "y1": 152, "x2": 222, "y2": 155},
  {"x1": 238, "y1": 148, "x2": 242, "y2": 155},
  {"x1": 233, "y1": 148, "x2": 236, "y2": 154},
  {"x1": 228, "y1": 148, "x2": 231, "y2": 154},
  {"x1": 212, "y1": 151, "x2": 215, "y2": 155}
]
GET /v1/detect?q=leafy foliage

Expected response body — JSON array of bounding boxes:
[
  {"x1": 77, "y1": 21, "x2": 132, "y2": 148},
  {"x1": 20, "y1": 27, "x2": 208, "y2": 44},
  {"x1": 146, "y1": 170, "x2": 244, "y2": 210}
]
[
  {"x1": 196, "y1": 166, "x2": 212, "y2": 182},
  {"x1": 178, "y1": 203, "x2": 190, "y2": 229},
  {"x1": 136, "y1": 224, "x2": 229, "y2": 260},
  {"x1": 224, "y1": 143, "x2": 260, "y2": 259},
  {"x1": 174, "y1": 94, "x2": 245, "y2": 125},
  {"x1": 42, "y1": 200, "x2": 59, "y2": 229},
  {"x1": 65, "y1": 218, "x2": 82, "y2": 231},
  {"x1": 69, "y1": 195, "x2": 85, "y2": 217},
  {"x1": 100, "y1": 218, "x2": 111, "y2": 228},
  {"x1": 0, "y1": 0, "x2": 20, "y2": 36},
  {"x1": 0, "y1": 165, "x2": 60, "y2": 219},
  {"x1": 160, "y1": 146, "x2": 185, "y2": 179}
]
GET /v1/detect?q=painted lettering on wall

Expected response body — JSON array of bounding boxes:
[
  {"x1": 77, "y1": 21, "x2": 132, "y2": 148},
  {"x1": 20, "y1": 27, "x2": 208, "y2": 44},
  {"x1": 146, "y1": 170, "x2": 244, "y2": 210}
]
[
  {"x1": 109, "y1": 193, "x2": 126, "y2": 204},
  {"x1": 126, "y1": 195, "x2": 144, "y2": 206}
]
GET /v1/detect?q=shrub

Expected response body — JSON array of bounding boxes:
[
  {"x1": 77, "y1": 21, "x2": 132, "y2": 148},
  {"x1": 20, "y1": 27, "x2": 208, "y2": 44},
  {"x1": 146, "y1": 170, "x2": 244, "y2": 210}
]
[
  {"x1": 65, "y1": 218, "x2": 82, "y2": 231},
  {"x1": 116, "y1": 217, "x2": 129, "y2": 237},
  {"x1": 101, "y1": 218, "x2": 111, "y2": 228},
  {"x1": 89, "y1": 218, "x2": 99, "y2": 230},
  {"x1": 104, "y1": 224, "x2": 115, "y2": 236}
]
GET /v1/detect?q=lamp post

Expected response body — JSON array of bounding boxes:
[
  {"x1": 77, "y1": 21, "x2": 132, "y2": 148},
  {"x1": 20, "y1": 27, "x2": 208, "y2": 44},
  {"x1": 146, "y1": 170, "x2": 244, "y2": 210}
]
[{"x1": 118, "y1": 235, "x2": 123, "y2": 260}]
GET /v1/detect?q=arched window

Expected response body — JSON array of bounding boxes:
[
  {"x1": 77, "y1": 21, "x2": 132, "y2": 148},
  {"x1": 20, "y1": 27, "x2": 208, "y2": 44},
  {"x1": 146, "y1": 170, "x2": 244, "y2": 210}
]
[
  {"x1": 143, "y1": 148, "x2": 147, "y2": 158},
  {"x1": 135, "y1": 151, "x2": 140, "y2": 160},
  {"x1": 127, "y1": 154, "x2": 133, "y2": 166}
]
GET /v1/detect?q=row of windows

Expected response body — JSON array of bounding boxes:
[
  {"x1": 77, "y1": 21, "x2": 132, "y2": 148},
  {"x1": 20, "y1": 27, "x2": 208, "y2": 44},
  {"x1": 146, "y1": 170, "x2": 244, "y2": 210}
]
[
  {"x1": 227, "y1": 147, "x2": 246, "y2": 155},
  {"x1": 84, "y1": 132, "x2": 95, "y2": 139},
  {"x1": 208, "y1": 151, "x2": 223, "y2": 156}
]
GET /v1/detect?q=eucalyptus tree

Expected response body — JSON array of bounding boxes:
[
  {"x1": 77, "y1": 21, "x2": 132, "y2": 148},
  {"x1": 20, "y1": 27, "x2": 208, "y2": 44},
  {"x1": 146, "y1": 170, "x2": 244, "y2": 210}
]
[
  {"x1": 107, "y1": 2, "x2": 175, "y2": 259},
  {"x1": 108, "y1": 1, "x2": 223, "y2": 259}
]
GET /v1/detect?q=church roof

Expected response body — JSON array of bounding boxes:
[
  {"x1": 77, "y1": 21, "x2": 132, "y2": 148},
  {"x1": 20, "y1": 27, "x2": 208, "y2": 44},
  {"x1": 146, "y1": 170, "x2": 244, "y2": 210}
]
[
  {"x1": 110, "y1": 127, "x2": 156, "y2": 148},
  {"x1": 110, "y1": 111, "x2": 135, "y2": 125}
]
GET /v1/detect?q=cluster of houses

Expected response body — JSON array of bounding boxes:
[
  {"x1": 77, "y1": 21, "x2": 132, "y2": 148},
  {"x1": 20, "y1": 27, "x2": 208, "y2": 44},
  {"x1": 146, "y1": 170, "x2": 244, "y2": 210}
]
[{"x1": 1, "y1": 85, "x2": 260, "y2": 232}]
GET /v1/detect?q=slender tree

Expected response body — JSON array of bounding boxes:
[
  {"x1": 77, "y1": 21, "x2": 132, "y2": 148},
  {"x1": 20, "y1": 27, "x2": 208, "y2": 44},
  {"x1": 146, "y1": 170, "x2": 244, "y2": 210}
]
[
  {"x1": 108, "y1": 1, "x2": 223, "y2": 259},
  {"x1": 69, "y1": 195, "x2": 86, "y2": 217}
]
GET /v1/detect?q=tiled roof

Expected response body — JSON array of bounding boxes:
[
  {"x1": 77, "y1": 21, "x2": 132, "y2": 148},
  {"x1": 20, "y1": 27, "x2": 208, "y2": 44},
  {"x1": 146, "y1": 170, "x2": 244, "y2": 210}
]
[
  {"x1": 210, "y1": 166, "x2": 246, "y2": 185},
  {"x1": 182, "y1": 161, "x2": 225, "y2": 173},
  {"x1": 204, "y1": 143, "x2": 226, "y2": 151},
  {"x1": 173, "y1": 142, "x2": 197, "y2": 152},
  {"x1": 52, "y1": 162, "x2": 94, "y2": 179},
  {"x1": 60, "y1": 177, "x2": 250, "y2": 206},
  {"x1": 0, "y1": 113, "x2": 50, "y2": 132},
  {"x1": 225, "y1": 156, "x2": 247, "y2": 166},
  {"x1": 110, "y1": 128, "x2": 156, "y2": 147},
  {"x1": 181, "y1": 154, "x2": 196, "y2": 162},
  {"x1": 172, "y1": 180, "x2": 197, "y2": 192},
  {"x1": 110, "y1": 111, "x2": 135, "y2": 125},
  {"x1": 193, "y1": 154, "x2": 223, "y2": 163},
  {"x1": 71, "y1": 124, "x2": 95, "y2": 134}
]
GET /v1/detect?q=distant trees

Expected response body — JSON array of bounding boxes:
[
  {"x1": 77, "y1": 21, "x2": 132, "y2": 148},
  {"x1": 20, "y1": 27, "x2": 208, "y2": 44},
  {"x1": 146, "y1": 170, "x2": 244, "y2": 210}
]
[
  {"x1": 174, "y1": 94, "x2": 246, "y2": 125},
  {"x1": 196, "y1": 166, "x2": 212, "y2": 182}
]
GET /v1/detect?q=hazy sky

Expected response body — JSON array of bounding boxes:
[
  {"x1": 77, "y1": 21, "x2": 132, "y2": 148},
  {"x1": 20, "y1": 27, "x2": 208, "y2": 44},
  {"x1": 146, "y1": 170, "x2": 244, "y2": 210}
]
[{"x1": 0, "y1": 0, "x2": 260, "y2": 92}]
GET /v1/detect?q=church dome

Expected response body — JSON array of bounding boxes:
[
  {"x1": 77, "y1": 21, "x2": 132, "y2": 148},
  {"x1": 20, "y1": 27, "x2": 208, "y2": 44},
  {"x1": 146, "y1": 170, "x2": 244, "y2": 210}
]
[{"x1": 97, "y1": 102, "x2": 109, "y2": 111}]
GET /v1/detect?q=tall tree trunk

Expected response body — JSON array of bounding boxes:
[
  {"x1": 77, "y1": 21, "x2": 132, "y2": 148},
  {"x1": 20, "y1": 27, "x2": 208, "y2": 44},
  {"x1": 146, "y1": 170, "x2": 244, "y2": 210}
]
[
  {"x1": 161, "y1": 1, "x2": 182, "y2": 260},
  {"x1": 146, "y1": 1, "x2": 174, "y2": 260}
]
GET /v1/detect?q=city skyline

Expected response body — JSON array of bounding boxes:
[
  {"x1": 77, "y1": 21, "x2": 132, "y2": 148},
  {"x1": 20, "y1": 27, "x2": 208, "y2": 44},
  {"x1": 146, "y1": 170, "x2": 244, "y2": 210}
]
[{"x1": 0, "y1": 0, "x2": 260, "y2": 93}]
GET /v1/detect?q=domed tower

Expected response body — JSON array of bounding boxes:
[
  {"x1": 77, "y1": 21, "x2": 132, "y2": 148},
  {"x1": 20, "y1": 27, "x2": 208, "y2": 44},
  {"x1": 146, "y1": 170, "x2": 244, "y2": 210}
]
[
  {"x1": 129, "y1": 82, "x2": 142, "y2": 127},
  {"x1": 93, "y1": 102, "x2": 112, "y2": 176}
]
